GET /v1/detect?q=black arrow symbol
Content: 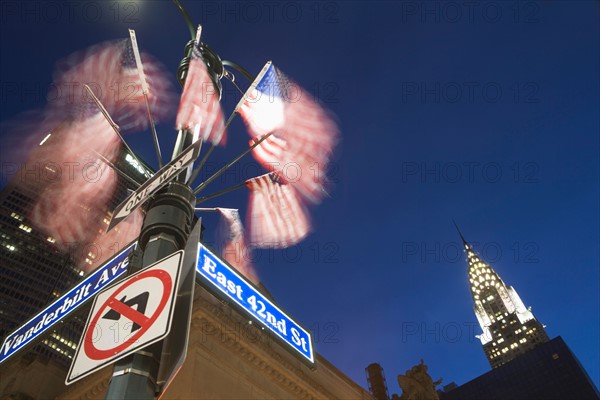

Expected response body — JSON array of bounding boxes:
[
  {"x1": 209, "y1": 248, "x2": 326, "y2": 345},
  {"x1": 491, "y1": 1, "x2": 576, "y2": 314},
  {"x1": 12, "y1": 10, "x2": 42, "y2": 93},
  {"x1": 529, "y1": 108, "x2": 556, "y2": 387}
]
[{"x1": 102, "y1": 291, "x2": 149, "y2": 332}]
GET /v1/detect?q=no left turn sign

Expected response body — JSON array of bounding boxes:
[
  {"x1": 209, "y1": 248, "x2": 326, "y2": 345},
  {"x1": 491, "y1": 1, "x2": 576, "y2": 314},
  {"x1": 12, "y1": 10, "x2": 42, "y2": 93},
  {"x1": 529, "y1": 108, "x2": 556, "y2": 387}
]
[{"x1": 66, "y1": 251, "x2": 183, "y2": 385}]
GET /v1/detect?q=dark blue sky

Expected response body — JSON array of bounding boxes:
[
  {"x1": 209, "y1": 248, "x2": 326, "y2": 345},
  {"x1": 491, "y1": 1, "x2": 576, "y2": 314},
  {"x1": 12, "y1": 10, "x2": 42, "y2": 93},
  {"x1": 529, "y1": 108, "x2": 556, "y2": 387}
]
[{"x1": 1, "y1": 0, "x2": 598, "y2": 393}]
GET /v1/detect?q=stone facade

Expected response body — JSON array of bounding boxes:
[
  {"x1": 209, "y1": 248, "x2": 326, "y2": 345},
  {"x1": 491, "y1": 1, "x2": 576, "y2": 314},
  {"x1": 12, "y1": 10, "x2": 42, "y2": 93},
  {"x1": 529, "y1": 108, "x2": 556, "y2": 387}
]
[{"x1": 2, "y1": 285, "x2": 372, "y2": 399}]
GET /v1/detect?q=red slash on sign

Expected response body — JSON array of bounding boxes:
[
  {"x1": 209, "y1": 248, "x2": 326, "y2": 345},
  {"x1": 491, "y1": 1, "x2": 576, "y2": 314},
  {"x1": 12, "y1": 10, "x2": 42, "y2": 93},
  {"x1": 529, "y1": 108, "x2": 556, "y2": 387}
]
[
  {"x1": 66, "y1": 250, "x2": 183, "y2": 386},
  {"x1": 84, "y1": 269, "x2": 172, "y2": 360},
  {"x1": 106, "y1": 296, "x2": 150, "y2": 327}
]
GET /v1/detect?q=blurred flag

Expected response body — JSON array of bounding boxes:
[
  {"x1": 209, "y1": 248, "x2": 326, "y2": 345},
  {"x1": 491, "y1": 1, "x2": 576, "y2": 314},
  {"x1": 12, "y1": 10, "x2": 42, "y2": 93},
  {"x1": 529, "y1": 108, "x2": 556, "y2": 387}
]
[
  {"x1": 26, "y1": 104, "x2": 122, "y2": 191},
  {"x1": 1, "y1": 38, "x2": 174, "y2": 172},
  {"x1": 175, "y1": 42, "x2": 225, "y2": 146},
  {"x1": 50, "y1": 38, "x2": 175, "y2": 133},
  {"x1": 30, "y1": 156, "x2": 119, "y2": 257},
  {"x1": 237, "y1": 61, "x2": 338, "y2": 204},
  {"x1": 26, "y1": 105, "x2": 132, "y2": 271},
  {"x1": 216, "y1": 208, "x2": 257, "y2": 283},
  {"x1": 245, "y1": 173, "x2": 310, "y2": 249},
  {"x1": 2, "y1": 37, "x2": 163, "y2": 274}
]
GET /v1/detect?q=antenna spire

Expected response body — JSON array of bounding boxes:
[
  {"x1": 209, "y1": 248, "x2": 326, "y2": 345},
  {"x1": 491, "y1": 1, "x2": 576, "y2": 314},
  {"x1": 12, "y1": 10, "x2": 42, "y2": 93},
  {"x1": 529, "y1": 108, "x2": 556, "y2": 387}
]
[{"x1": 452, "y1": 220, "x2": 468, "y2": 246}]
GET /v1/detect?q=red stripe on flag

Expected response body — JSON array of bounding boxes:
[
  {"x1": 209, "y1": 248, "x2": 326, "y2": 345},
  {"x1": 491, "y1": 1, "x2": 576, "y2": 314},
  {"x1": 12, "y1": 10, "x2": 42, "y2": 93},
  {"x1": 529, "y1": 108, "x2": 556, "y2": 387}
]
[
  {"x1": 175, "y1": 49, "x2": 225, "y2": 146},
  {"x1": 245, "y1": 173, "x2": 311, "y2": 249}
]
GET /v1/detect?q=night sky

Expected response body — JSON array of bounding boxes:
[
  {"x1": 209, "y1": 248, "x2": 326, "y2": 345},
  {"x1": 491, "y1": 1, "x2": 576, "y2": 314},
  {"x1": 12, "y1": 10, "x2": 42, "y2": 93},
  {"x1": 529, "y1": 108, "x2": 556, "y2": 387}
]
[{"x1": 1, "y1": 0, "x2": 598, "y2": 393}]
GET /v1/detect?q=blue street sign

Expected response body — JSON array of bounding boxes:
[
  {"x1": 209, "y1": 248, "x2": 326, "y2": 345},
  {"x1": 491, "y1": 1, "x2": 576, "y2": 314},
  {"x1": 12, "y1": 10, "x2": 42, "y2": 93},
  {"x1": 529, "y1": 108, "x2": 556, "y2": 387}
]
[
  {"x1": 196, "y1": 243, "x2": 315, "y2": 365},
  {"x1": 0, "y1": 242, "x2": 137, "y2": 365}
]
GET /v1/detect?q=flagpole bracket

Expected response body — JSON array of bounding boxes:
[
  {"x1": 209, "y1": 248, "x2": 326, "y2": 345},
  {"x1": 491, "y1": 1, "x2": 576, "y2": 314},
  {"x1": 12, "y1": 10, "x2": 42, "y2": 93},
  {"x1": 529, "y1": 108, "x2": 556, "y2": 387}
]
[{"x1": 177, "y1": 39, "x2": 224, "y2": 99}]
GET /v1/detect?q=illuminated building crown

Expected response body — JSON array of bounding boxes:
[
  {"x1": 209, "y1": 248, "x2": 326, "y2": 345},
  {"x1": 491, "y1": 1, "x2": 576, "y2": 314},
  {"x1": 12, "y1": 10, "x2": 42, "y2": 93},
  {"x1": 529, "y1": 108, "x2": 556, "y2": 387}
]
[{"x1": 455, "y1": 223, "x2": 549, "y2": 368}]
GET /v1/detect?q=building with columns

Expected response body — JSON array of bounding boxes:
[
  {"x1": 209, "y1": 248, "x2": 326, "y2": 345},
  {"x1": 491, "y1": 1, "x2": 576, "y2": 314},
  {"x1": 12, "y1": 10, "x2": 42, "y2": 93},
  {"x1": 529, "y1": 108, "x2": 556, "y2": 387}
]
[{"x1": 1, "y1": 283, "x2": 373, "y2": 399}]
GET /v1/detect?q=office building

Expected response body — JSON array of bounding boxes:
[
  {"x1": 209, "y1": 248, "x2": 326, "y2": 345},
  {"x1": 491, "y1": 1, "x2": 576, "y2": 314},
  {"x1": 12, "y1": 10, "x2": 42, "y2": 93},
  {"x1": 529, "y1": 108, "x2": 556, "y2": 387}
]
[
  {"x1": 440, "y1": 336, "x2": 600, "y2": 400},
  {"x1": 456, "y1": 228, "x2": 549, "y2": 368}
]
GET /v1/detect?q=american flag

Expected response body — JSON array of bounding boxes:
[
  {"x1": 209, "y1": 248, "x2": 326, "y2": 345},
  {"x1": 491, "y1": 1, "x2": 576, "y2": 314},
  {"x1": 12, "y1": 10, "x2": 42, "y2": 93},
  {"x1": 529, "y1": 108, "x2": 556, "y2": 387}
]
[
  {"x1": 27, "y1": 105, "x2": 130, "y2": 271},
  {"x1": 4, "y1": 37, "x2": 163, "y2": 274},
  {"x1": 216, "y1": 208, "x2": 257, "y2": 283},
  {"x1": 237, "y1": 62, "x2": 338, "y2": 204},
  {"x1": 30, "y1": 156, "x2": 118, "y2": 256},
  {"x1": 49, "y1": 38, "x2": 175, "y2": 133},
  {"x1": 175, "y1": 45, "x2": 226, "y2": 146},
  {"x1": 27, "y1": 106, "x2": 122, "y2": 189},
  {"x1": 245, "y1": 173, "x2": 310, "y2": 249}
]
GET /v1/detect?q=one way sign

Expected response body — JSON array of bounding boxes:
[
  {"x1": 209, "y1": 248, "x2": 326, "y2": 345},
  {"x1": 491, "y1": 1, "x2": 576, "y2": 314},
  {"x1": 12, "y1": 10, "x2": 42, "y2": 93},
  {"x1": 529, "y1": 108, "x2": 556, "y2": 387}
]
[
  {"x1": 108, "y1": 140, "x2": 202, "y2": 231},
  {"x1": 66, "y1": 251, "x2": 183, "y2": 385}
]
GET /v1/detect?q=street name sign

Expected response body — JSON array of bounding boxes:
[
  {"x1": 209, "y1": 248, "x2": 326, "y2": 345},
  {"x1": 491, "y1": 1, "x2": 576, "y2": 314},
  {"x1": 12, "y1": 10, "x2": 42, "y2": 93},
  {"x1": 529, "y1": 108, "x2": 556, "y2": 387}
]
[
  {"x1": 66, "y1": 250, "x2": 183, "y2": 385},
  {"x1": 0, "y1": 241, "x2": 137, "y2": 365},
  {"x1": 196, "y1": 243, "x2": 315, "y2": 366},
  {"x1": 108, "y1": 140, "x2": 202, "y2": 231}
]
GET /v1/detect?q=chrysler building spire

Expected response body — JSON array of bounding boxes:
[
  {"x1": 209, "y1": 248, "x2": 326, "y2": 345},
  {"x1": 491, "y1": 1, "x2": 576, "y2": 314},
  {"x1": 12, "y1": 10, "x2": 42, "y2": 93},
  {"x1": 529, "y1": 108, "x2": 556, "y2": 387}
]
[{"x1": 455, "y1": 224, "x2": 549, "y2": 368}]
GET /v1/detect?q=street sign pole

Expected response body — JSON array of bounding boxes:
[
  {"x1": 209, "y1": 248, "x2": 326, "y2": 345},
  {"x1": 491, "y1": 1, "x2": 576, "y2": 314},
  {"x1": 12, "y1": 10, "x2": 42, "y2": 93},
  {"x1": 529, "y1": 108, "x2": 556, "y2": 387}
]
[
  {"x1": 156, "y1": 218, "x2": 202, "y2": 394},
  {"x1": 105, "y1": 131, "x2": 198, "y2": 399}
]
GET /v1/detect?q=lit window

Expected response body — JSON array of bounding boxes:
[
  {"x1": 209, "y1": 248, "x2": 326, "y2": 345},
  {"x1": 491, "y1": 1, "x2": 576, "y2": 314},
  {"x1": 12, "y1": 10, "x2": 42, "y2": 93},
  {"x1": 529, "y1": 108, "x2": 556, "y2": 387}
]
[
  {"x1": 18, "y1": 224, "x2": 32, "y2": 233},
  {"x1": 10, "y1": 212, "x2": 24, "y2": 221},
  {"x1": 47, "y1": 237, "x2": 56, "y2": 243}
]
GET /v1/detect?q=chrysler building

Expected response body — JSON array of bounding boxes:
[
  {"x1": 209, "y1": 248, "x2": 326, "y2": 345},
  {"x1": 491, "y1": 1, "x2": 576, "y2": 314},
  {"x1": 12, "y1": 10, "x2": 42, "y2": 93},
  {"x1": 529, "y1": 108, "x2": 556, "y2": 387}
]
[{"x1": 456, "y1": 226, "x2": 549, "y2": 368}]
